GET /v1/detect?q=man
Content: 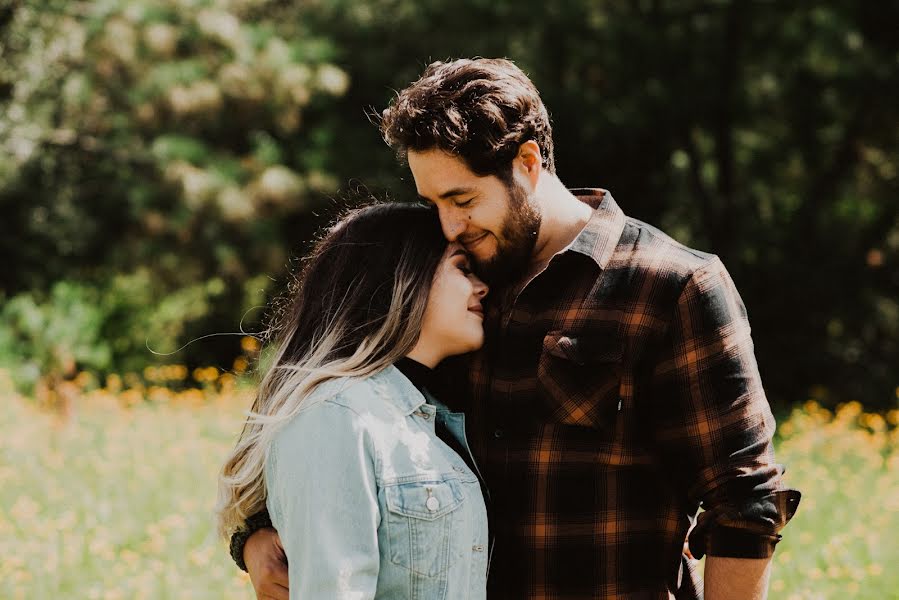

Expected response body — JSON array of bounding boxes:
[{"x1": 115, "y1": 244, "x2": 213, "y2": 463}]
[{"x1": 231, "y1": 58, "x2": 800, "y2": 599}]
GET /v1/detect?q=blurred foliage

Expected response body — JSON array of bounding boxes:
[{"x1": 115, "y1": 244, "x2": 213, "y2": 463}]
[
  {"x1": 0, "y1": 271, "x2": 268, "y2": 394},
  {"x1": 0, "y1": 0, "x2": 347, "y2": 387},
  {"x1": 0, "y1": 281, "x2": 110, "y2": 392},
  {"x1": 1, "y1": 0, "x2": 897, "y2": 408}
]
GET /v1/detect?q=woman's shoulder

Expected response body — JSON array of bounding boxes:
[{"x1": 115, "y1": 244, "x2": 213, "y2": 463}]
[
  {"x1": 313, "y1": 366, "x2": 423, "y2": 417},
  {"x1": 267, "y1": 379, "x2": 375, "y2": 464},
  {"x1": 276, "y1": 367, "x2": 420, "y2": 433},
  {"x1": 268, "y1": 367, "x2": 421, "y2": 470}
]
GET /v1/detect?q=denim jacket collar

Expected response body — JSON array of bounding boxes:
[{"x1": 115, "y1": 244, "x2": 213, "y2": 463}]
[
  {"x1": 371, "y1": 364, "x2": 430, "y2": 416},
  {"x1": 382, "y1": 364, "x2": 460, "y2": 416},
  {"x1": 301, "y1": 365, "x2": 431, "y2": 417}
]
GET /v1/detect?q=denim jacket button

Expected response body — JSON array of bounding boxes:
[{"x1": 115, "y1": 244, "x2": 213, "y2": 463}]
[
  {"x1": 426, "y1": 496, "x2": 440, "y2": 511},
  {"x1": 452, "y1": 465, "x2": 464, "y2": 473}
]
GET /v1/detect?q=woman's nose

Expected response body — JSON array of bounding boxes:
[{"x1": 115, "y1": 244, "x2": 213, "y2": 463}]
[{"x1": 474, "y1": 279, "x2": 488, "y2": 298}]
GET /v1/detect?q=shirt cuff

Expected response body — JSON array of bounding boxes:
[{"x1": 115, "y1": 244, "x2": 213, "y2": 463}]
[
  {"x1": 229, "y1": 510, "x2": 273, "y2": 572},
  {"x1": 689, "y1": 489, "x2": 801, "y2": 559}
]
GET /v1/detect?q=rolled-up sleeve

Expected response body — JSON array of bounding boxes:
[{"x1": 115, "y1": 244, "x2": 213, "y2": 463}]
[
  {"x1": 266, "y1": 401, "x2": 381, "y2": 599},
  {"x1": 650, "y1": 256, "x2": 801, "y2": 559}
]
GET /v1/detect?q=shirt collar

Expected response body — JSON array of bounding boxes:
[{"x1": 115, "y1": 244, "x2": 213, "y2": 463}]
[{"x1": 564, "y1": 188, "x2": 626, "y2": 271}]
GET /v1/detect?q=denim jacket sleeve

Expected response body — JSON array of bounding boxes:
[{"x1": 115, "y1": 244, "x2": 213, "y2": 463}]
[{"x1": 266, "y1": 400, "x2": 381, "y2": 599}]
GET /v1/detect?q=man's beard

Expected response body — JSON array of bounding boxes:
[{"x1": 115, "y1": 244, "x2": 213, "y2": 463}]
[{"x1": 475, "y1": 178, "x2": 541, "y2": 288}]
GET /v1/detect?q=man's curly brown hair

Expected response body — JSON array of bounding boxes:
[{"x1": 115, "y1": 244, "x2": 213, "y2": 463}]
[{"x1": 379, "y1": 58, "x2": 555, "y2": 181}]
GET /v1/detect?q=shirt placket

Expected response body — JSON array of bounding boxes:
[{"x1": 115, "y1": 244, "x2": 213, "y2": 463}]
[{"x1": 484, "y1": 266, "x2": 560, "y2": 596}]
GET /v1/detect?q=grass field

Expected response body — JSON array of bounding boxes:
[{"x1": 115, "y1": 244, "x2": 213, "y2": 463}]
[{"x1": 1, "y1": 372, "x2": 897, "y2": 599}]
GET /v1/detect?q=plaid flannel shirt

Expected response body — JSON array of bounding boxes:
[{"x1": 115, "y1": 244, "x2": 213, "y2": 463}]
[
  {"x1": 230, "y1": 189, "x2": 800, "y2": 598},
  {"x1": 435, "y1": 189, "x2": 800, "y2": 599}
]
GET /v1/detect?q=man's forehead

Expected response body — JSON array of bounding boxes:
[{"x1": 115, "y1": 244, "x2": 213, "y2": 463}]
[{"x1": 408, "y1": 149, "x2": 479, "y2": 196}]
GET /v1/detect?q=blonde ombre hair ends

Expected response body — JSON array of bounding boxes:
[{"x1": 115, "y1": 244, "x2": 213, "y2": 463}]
[{"x1": 216, "y1": 203, "x2": 447, "y2": 538}]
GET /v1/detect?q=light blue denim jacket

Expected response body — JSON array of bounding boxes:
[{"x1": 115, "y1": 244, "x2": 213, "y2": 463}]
[{"x1": 265, "y1": 365, "x2": 489, "y2": 599}]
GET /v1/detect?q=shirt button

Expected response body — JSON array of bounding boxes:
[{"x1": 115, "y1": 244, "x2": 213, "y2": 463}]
[
  {"x1": 493, "y1": 428, "x2": 504, "y2": 439},
  {"x1": 426, "y1": 496, "x2": 440, "y2": 511}
]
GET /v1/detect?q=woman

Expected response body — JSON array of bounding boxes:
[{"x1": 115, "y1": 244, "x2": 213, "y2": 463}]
[{"x1": 217, "y1": 202, "x2": 489, "y2": 599}]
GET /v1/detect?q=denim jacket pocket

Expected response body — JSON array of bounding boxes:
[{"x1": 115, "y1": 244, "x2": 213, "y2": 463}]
[
  {"x1": 538, "y1": 330, "x2": 624, "y2": 431},
  {"x1": 384, "y1": 476, "x2": 465, "y2": 577}
]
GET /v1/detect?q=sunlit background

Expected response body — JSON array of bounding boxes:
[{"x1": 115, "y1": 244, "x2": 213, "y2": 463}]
[{"x1": 1, "y1": 1, "x2": 897, "y2": 598}]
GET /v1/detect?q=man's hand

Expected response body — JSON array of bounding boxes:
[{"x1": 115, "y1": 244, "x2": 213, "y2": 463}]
[{"x1": 245, "y1": 527, "x2": 289, "y2": 600}]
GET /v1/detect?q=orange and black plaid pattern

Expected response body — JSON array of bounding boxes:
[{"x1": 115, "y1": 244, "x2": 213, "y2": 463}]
[{"x1": 438, "y1": 189, "x2": 800, "y2": 599}]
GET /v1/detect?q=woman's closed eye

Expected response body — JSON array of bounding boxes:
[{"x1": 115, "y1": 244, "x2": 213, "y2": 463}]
[{"x1": 454, "y1": 256, "x2": 473, "y2": 275}]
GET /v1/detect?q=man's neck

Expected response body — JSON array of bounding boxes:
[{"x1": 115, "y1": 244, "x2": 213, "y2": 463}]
[{"x1": 530, "y1": 176, "x2": 594, "y2": 266}]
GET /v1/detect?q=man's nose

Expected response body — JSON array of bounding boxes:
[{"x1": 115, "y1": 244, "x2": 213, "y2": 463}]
[{"x1": 438, "y1": 207, "x2": 466, "y2": 241}]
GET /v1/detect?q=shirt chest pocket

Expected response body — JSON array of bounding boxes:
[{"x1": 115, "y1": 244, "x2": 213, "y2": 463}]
[
  {"x1": 537, "y1": 330, "x2": 624, "y2": 432},
  {"x1": 384, "y1": 477, "x2": 465, "y2": 577}
]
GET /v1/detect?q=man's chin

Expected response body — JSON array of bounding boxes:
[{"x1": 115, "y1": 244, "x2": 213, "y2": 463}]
[
  {"x1": 475, "y1": 254, "x2": 529, "y2": 288},
  {"x1": 469, "y1": 243, "x2": 498, "y2": 273},
  {"x1": 465, "y1": 233, "x2": 495, "y2": 259},
  {"x1": 469, "y1": 247, "x2": 496, "y2": 268}
]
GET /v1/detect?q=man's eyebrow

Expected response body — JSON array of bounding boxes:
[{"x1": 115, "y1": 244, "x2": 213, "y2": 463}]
[
  {"x1": 418, "y1": 187, "x2": 476, "y2": 204},
  {"x1": 438, "y1": 187, "x2": 476, "y2": 199}
]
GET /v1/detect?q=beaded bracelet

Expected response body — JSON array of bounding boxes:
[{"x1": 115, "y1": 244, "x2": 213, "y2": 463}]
[{"x1": 229, "y1": 510, "x2": 274, "y2": 572}]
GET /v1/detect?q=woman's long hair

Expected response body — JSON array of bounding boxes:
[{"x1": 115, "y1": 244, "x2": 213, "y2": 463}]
[{"x1": 216, "y1": 202, "x2": 447, "y2": 538}]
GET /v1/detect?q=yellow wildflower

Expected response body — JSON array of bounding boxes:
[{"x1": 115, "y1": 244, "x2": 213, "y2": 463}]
[{"x1": 241, "y1": 336, "x2": 261, "y2": 353}]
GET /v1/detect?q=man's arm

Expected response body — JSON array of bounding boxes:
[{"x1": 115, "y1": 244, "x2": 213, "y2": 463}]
[
  {"x1": 229, "y1": 510, "x2": 289, "y2": 599},
  {"x1": 705, "y1": 557, "x2": 772, "y2": 600},
  {"x1": 649, "y1": 256, "x2": 799, "y2": 594},
  {"x1": 244, "y1": 527, "x2": 289, "y2": 600}
]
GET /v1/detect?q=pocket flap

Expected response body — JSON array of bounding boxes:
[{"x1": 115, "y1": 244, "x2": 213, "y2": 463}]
[
  {"x1": 385, "y1": 478, "x2": 464, "y2": 521},
  {"x1": 543, "y1": 332, "x2": 623, "y2": 365}
]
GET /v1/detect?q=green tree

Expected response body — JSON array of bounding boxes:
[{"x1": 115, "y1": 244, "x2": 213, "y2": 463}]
[{"x1": 1, "y1": 0, "x2": 349, "y2": 380}]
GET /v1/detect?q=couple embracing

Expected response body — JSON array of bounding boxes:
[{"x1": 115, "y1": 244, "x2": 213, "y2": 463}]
[{"x1": 217, "y1": 58, "x2": 800, "y2": 599}]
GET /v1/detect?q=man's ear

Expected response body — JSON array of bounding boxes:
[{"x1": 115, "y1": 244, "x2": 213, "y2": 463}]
[{"x1": 515, "y1": 140, "x2": 543, "y2": 188}]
